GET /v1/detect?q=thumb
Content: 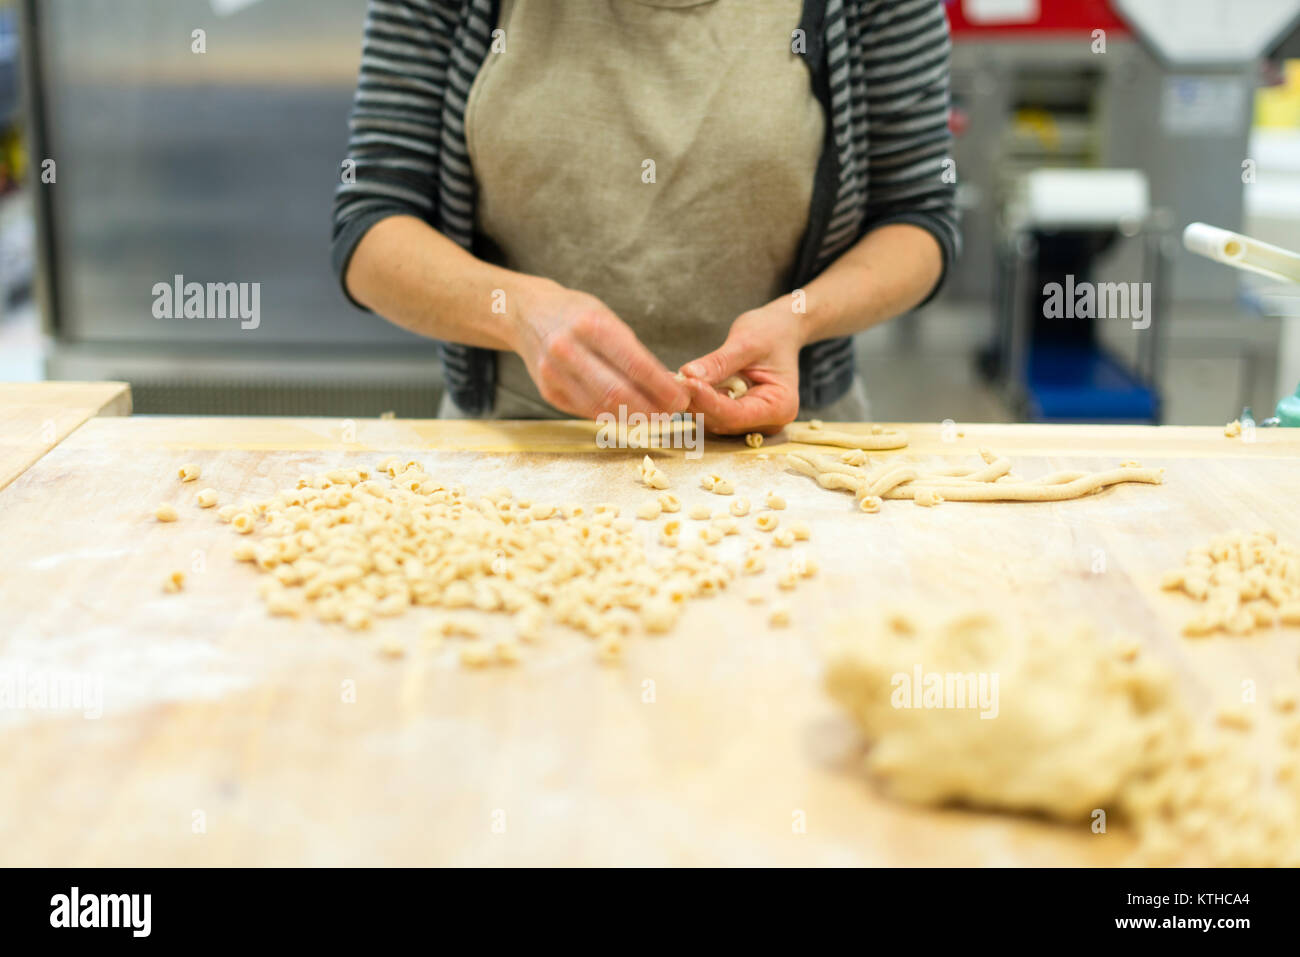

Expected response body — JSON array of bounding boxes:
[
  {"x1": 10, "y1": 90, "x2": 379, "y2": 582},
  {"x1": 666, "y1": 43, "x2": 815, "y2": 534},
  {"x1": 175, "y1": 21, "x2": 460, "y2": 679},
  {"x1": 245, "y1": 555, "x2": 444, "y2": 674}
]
[{"x1": 680, "y1": 332, "x2": 761, "y2": 384}]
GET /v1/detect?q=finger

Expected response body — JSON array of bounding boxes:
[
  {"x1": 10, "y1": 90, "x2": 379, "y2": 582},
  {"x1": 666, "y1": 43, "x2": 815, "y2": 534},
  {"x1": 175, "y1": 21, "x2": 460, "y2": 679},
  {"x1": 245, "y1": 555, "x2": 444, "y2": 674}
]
[
  {"x1": 537, "y1": 375, "x2": 587, "y2": 419},
  {"x1": 579, "y1": 315, "x2": 689, "y2": 413},
  {"x1": 685, "y1": 377, "x2": 790, "y2": 434},
  {"x1": 560, "y1": 339, "x2": 663, "y2": 418},
  {"x1": 679, "y1": 333, "x2": 764, "y2": 386}
]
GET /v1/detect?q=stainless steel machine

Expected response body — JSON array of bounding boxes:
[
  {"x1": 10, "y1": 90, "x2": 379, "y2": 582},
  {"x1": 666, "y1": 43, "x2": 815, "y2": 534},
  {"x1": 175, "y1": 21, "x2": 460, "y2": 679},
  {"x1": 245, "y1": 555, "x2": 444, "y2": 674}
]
[
  {"x1": 24, "y1": 0, "x2": 443, "y2": 414},
  {"x1": 947, "y1": 0, "x2": 1300, "y2": 423},
  {"x1": 946, "y1": 0, "x2": 1296, "y2": 304}
]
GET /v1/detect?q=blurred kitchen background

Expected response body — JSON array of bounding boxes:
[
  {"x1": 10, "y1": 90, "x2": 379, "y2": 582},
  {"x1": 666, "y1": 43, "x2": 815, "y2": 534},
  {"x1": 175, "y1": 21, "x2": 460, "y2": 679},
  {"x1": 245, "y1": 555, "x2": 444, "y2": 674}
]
[{"x1": 1, "y1": 0, "x2": 1299, "y2": 424}]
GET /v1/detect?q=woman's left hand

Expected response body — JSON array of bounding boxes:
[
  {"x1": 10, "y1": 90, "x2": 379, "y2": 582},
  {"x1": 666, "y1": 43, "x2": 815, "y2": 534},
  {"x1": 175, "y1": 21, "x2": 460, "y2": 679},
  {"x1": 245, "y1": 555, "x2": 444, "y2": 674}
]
[{"x1": 678, "y1": 302, "x2": 803, "y2": 435}]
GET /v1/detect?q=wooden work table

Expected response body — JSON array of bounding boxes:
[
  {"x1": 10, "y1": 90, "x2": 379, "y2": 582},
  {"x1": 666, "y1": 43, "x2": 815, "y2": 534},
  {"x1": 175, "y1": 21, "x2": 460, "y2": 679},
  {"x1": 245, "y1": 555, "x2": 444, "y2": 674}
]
[
  {"x1": 1, "y1": 411, "x2": 1297, "y2": 866},
  {"x1": 0, "y1": 381, "x2": 131, "y2": 491}
]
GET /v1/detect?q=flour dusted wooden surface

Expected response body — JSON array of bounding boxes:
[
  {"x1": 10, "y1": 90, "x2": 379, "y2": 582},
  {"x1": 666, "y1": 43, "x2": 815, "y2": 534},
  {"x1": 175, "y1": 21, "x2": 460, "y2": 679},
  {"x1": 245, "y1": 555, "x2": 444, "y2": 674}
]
[
  {"x1": 1, "y1": 416, "x2": 1298, "y2": 865},
  {"x1": 0, "y1": 382, "x2": 131, "y2": 491}
]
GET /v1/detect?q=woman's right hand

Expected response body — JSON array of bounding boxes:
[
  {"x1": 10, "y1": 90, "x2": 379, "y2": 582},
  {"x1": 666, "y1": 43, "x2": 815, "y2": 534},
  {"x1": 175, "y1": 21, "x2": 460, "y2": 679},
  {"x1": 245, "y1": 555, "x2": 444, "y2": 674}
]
[{"x1": 509, "y1": 279, "x2": 690, "y2": 420}]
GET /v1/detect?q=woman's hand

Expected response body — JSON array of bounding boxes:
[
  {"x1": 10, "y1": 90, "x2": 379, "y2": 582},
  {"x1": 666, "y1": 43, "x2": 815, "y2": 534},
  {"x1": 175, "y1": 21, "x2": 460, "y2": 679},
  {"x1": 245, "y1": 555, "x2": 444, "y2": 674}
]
[
  {"x1": 509, "y1": 279, "x2": 690, "y2": 420},
  {"x1": 679, "y1": 302, "x2": 804, "y2": 434}
]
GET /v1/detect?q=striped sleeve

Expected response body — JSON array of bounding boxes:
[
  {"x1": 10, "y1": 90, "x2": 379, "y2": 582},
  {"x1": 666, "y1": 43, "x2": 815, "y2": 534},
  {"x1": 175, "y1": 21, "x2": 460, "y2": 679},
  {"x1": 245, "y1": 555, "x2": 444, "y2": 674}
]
[
  {"x1": 331, "y1": 0, "x2": 458, "y2": 304},
  {"x1": 857, "y1": 0, "x2": 960, "y2": 298}
]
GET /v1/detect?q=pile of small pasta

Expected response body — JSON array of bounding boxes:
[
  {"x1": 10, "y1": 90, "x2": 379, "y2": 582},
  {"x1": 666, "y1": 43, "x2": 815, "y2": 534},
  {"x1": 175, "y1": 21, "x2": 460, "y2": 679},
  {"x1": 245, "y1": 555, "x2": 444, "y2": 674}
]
[
  {"x1": 211, "y1": 457, "x2": 811, "y2": 665},
  {"x1": 1161, "y1": 530, "x2": 1300, "y2": 637}
]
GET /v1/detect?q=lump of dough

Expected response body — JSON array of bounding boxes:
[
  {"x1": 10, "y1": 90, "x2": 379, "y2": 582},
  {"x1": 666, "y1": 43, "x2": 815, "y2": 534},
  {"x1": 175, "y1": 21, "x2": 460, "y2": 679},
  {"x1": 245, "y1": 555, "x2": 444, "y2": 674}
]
[{"x1": 824, "y1": 612, "x2": 1188, "y2": 822}]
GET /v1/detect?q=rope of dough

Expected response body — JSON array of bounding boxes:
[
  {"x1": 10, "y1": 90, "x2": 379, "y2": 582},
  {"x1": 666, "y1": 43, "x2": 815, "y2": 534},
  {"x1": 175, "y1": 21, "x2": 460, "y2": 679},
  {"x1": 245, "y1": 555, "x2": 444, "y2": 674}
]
[
  {"x1": 881, "y1": 467, "x2": 1164, "y2": 502},
  {"x1": 784, "y1": 451, "x2": 1164, "y2": 507},
  {"x1": 784, "y1": 453, "x2": 864, "y2": 494},
  {"x1": 802, "y1": 453, "x2": 871, "y2": 480},
  {"x1": 793, "y1": 451, "x2": 1070, "y2": 496},
  {"x1": 785, "y1": 422, "x2": 909, "y2": 451},
  {"x1": 867, "y1": 465, "x2": 920, "y2": 497}
]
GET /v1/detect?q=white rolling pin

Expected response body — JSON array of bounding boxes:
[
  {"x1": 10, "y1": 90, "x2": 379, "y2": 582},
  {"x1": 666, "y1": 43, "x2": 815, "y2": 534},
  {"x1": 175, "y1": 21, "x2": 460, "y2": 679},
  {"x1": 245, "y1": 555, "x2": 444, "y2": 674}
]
[{"x1": 1183, "y1": 222, "x2": 1300, "y2": 285}]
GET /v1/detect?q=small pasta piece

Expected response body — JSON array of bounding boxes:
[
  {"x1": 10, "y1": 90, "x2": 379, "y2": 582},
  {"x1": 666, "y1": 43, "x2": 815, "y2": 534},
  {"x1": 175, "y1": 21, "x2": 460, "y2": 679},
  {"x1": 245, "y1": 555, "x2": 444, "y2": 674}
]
[
  {"x1": 597, "y1": 636, "x2": 624, "y2": 663},
  {"x1": 232, "y1": 542, "x2": 257, "y2": 562},
  {"x1": 730, "y1": 497, "x2": 751, "y2": 517},
  {"x1": 378, "y1": 638, "x2": 407, "y2": 659},
  {"x1": 494, "y1": 641, "x2": 521, "y2": 665},
  {"x1": 443, "y1": 580, "x2": 473, "y2": 608},
  {"x1": 646, "y1": 469, "x2": 670, "y2": 490},
  {"x1": 794, "y1": 556, "x2": 818, "y2": 578},
  {"x1": 711, "y1": 478, "x2": 735, "y2": 496},
  {"x1": 154, "y1": 504, "x2": 179, "y2": 523},
  {"x1": 444, "y1": 615, "x2": 481, "y2": 638},
  {"x1": 1158, "y1": 568, "x2": 1185, "y2": 590},
  {"x1": 700, "y1": 525, "x2": 724, "y2": 545},
  {"x1": 711, "y1": 516, "x2": 739, "y2": 536},
  {"x1": 742, "y1": 554, "x2": 765, "y2": 575},
  {"x1": 315, "y1": 598, "x2": 344, "y2": 623},
  {"x1": 789, "y1": 520, "x2": 810, "y2": 541},
  {"x1": 688, "y1": 504, "x2": 711, "y2": 521},
  {"x1": 642, "y1": 599, "x2": 679, "y2": 633},
  {"x1": 776, "y1": 570, "x2": 798, "y2": 590},
  {"x1": 700, "y1": 474, "x2": 719, "y2": 492},
  {"x1": 162, "y1": 570, "x2": 185, "y2": 593},
  {"x1": 635, "y1": 499, "x2": 662, "y2": 521},
  {"x1": 267, "y1": 591, "x2": 304, "y2": 618},
  {"x1": 719, "y1": 375, "x2": 749, "y2": 399},
  {"x1": 515, "y1": 606, "x2": 546, "y2": 643},
  {"x1": 715, "y1": 376, "x2": 747, "y2": 399},
  {"x1": 769, "y1": 604, "x2": 791, "y2": 627},
  {"x1": 744, "y1": 432, "x2": 763, "y2": 449},
  {"x1": 231, "y1": 512, "x2": 255, "y2": 534},
  {"x1": 274, "y1": 564, "x2": 301, "y2": 587},
  {"x1": 858, "y1": 495, "x2": 882, "y2": 514},
  {"x1": 196, "y1": 488, "x2": 219, "y2": 508},
  {"x1": 764, "y1": 491, "x2": 786, "y2": 510},
  {"x1": 755, "y1": 513, "x2": 779, "y2": 532},
  {"x1": 216, "y1": 504, "x2": 239, "y2": 523},
  {"x1": 1216, "y1": 705, "x2": 1253, "y2": 731},
  {"x1": 343, "y1": 606, "x2": 371, "y2": 631},
  {"x1": 460, "y1": 646, "x2": 492, "y2": 669},
  {"x1": 913, "y1": 488, "x2": 943, "y2": 508},
  {"x1": 658, "y1": 492, "x2": 681, "y2": 513},
  {"x1": 178, "y1": 463, "x2": 201, "y2": 483},
  {"x1": 772, "y1": 529, "x2": 795, "y2": 548}
]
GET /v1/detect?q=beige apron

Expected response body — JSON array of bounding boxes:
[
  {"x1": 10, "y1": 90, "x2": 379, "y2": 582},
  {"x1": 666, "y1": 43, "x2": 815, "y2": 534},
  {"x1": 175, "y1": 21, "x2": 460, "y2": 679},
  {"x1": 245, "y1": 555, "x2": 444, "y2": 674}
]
[{"x1": 453, "y1": 0, "x2": 868, "y2": 419}]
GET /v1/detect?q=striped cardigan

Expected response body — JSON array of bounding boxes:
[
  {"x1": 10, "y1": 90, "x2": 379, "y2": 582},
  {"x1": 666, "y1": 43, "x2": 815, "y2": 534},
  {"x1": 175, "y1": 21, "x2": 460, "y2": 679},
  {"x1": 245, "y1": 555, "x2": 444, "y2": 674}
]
[{"x1": 333, "y1": 0, "x2": 960, "y2": 415}]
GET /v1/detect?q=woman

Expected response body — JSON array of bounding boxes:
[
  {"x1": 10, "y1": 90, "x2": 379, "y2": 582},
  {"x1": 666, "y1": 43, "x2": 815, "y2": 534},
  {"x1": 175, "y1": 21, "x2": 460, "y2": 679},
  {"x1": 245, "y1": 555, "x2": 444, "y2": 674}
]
[{"x1": 333, "y1": 0, "x2": 958, "y2": 433}]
